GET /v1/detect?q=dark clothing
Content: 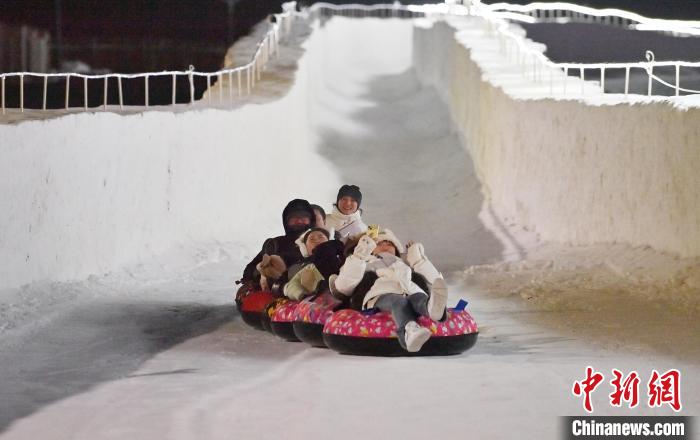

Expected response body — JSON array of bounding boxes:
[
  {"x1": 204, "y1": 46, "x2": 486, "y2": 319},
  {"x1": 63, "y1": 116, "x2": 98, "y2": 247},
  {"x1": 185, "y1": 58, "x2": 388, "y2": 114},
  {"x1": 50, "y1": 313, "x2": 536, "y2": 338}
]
[
  {"x1": 309, "y1": 240, "x2": 345, "y2": 280},
  {"x1": 344, "y1": 271, "x2": 431, "y2": 311},
  {"x1": 241, "y1": 235, "x2": 304, "y2": 286},
  {"x1": 240, "y1": 199, "x2": 317, "y2": 288}
]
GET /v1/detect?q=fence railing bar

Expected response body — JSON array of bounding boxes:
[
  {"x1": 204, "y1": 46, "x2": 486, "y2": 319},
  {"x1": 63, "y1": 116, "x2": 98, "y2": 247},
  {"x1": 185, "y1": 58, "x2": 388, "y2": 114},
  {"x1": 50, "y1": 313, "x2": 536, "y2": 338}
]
[
  {"x1": 207, "y1": 74, "x2": 212, "y2": 104},
  {"x1": 188, "y1": 68, "x2": 195, "y2": 105},
  {"x1": 83, "y1": 77, "x2": 88, "y2": 110},
  {"x1": 43, "y1": 76, "x2": 48, "y2": 110},
  {"x1": 103, "y1": 77, "x2": 108, "y2": 110},
  {"x1": 1, "y1": 76, "x2": 5, "y2": 114},
  {"x1": 20, "y1": 74, "x2": 24, "y2": 112},
  {"x1": 65, "y1": 75, "x2": 70, "y2": 110},
  {"x1": 118, "y1": 76, "x2": 124, "y2": 110},
  {"x1": 172, "y1": 74, "x2": 177, "y2": 105},
  {"x1": 145, "y1": 76, "x2": 149, "y2": 108}
]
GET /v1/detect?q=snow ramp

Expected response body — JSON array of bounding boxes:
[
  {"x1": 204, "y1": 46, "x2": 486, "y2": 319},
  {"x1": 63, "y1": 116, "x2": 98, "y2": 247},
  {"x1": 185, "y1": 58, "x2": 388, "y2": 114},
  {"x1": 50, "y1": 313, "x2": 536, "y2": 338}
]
[{"x1": 0, "y1": 13, "x2": 505, "y2": 291}]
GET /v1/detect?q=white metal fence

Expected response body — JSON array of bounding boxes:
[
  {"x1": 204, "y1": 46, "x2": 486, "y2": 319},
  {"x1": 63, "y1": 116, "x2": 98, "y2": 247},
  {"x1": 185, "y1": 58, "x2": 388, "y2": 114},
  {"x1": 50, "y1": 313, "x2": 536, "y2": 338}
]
[
  {"x1": 0, "y1": 4, "x2": 296, "y2": 114},
  {"x1": 3, "y1": 1, "x2": 700, "y2": 115},
  {"x1": 475, "y1": 2, "x2": 700, "y2": 97},
  {"x1": 484, "y1": 2, "x2": 700, "y2": 36}
]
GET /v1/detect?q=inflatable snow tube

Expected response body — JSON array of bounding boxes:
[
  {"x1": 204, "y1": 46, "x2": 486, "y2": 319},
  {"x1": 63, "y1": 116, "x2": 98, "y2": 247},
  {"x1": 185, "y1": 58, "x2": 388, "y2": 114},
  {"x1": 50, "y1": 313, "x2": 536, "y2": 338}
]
[
  {"x1": 291, "y1": 293, "x2": 343, "y2": 347},
  {"x1": 237, "y1": 289, "x2": 277, "y2": 331},
  {"x1": 270, "y1": 299, "x2": 302, "y2": 342},
  {"x1": 322, "y1": 308, "x2": 478, "y2": 357}
]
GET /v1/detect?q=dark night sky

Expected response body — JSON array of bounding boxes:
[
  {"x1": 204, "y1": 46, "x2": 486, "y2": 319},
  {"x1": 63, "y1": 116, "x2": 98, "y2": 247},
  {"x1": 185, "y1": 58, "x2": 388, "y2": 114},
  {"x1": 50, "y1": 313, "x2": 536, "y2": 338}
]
[
  {"x1": 2, "y1": 0, "x2": 700, "y2": 73},
  {"x1": 4, "y1": 1, "x2": 699, "y2": 43}
]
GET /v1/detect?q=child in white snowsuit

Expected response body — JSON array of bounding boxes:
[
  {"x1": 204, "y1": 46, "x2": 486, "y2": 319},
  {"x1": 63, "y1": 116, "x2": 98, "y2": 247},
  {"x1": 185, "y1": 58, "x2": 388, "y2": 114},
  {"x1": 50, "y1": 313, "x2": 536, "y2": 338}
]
[
  {"x1": 325, "y1": 185, "x2": 368, "y2": 243},
  {"x1": 331, "y1": 228, "x2": 447, "y2": 352}
]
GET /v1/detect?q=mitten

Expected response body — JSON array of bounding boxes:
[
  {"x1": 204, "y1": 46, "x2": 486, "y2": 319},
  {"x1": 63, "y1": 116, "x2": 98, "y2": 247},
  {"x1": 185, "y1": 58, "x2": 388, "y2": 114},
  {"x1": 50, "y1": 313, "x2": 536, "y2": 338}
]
[
  {"x1": 256, "y1": 254, "x2": 287, "y2": 280},
  {"x1": 300, "y1": 266, "x2": 323, "y2": 293},
  {"x1": 406, "y1": 242, "x2": 427, "y2": 268},
  {"x1": 353, "y1": 235, "x2": 376, "y2": 260}
]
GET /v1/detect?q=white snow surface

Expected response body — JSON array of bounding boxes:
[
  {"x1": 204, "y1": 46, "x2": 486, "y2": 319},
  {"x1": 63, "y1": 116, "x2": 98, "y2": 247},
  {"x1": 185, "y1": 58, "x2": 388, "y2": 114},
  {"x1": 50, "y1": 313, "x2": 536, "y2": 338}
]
[{"x1": 0, "y1": 12, "x2": 698, "y2": 440}]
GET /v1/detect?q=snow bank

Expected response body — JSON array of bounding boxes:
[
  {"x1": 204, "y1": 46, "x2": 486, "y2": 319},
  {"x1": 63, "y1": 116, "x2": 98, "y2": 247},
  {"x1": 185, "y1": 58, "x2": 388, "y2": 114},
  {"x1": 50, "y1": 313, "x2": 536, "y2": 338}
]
[
  {"x1": 0, "y1": 54, "x2": 340, "y2": 291},
  {"x1": 413, "y1": 17, "x2": 700, "y2": 258}
]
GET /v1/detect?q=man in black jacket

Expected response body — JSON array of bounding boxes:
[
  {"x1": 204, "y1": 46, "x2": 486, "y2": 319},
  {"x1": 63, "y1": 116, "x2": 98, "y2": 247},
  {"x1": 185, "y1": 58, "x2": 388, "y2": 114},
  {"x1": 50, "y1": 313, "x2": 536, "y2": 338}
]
[{"x1": 239, "y1": 199, "x2": 317, "y2": 290}]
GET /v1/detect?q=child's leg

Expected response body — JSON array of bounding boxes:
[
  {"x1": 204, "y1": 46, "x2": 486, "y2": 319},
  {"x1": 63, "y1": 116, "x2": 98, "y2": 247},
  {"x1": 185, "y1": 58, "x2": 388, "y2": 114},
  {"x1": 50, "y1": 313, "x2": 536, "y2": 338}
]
[
  {"x1": 375, "y1": 294, "x2": 431, "y2": 352},
  {"x1": 407, "y1": 292, "x2": 429, "y2": 316},
  {"x1": 374, "y1": 295, "x2": 416, "y2": 350}
]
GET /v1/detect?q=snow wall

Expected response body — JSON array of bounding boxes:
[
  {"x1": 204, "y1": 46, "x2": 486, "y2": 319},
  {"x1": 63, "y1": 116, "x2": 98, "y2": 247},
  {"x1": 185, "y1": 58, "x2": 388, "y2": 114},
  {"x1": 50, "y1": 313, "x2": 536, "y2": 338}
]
[
  {"x1": 413, "y1": 19, "x2": 700, "y2": 258},
  {"x1": 0, "y1": 73, "x2": 340, "y2": 291}
]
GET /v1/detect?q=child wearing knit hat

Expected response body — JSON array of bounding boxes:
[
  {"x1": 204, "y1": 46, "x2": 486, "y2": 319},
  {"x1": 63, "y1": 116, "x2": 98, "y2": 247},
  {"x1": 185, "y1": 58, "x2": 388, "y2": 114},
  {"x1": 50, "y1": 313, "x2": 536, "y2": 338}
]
[{"x1": 325, "y1": 185, "x2": 368, "y2": 243}]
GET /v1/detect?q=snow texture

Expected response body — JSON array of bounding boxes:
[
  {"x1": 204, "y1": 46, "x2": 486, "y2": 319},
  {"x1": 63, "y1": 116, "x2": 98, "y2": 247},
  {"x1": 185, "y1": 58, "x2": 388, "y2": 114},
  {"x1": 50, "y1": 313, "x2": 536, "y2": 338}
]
[
  {"x1": 413, "y1": 15, "x2": 700, "y2": 258},
  {"x1": 0, "y1": 9, "x2": 698, "y2": 440}
]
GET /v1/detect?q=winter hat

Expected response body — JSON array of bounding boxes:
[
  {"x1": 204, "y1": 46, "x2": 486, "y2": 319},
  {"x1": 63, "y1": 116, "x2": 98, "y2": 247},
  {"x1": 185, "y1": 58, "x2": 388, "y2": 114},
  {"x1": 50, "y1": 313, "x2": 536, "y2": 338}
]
[
  {"x1": 336, "y1": 185, "x2": 362, "y2": 207},
  {"x1": 282, "y1": 199, "x2": 316, "y2": 236},
  {"x1": 373, "y1": 228, "x2": 404, "y2": 255}
]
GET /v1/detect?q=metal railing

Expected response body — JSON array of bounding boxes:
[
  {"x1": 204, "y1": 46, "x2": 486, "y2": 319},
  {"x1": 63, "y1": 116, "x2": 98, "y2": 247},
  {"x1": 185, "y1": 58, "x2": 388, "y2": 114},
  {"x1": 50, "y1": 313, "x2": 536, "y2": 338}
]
[
  {"x1": 476, "y1": 4, "x2": 700, "y2": 97},
  {"x1": 308, "y1": 2, "x2": 424, "y2": 18},
  {"x1": 0, "y1": 4, "x2": 296, "y2": 115},
  {"x1": 3, "y1": 0, "x2": 700, "y2": 115},
  {"x1": 483, "y1": 2, "x2": 700, "y2": 36}
]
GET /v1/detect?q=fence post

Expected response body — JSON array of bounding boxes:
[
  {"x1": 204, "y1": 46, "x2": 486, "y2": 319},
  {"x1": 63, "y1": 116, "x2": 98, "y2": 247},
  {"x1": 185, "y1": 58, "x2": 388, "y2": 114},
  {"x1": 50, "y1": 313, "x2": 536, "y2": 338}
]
[
  {"x1": 228, "y1": 71, "x2": 233, "y2": 100},
  {"x1": 646, "y1": 50, "x2": 654, "y2": 96},
  {"x1": 624, "y1": 66, "x2": 630, "y2": 97},
  {"x1": 145, "y1": 76, "x2": 149, "y2": 108},
  {"x1": 579, "y1": 67, "x2": 584, "y2": 95},
  {"x1": 675, "y1": 63, "x2": 680, "y2": 97},
  {"x1": 118, "y1": 76, "x2": 124, "y2": 110},
  {"x1": 103, "y1": 77, "x2": 108, "y2": 110},
  {"x1": 563, "y1": 67, "x2": 568, "y2": 95},
  {"x1": 188, "y1": 66, "x2": 195, "y2": 105},
  {"x1": 43, "y1": 76, "x2": 48, "y2": 110},
  {"x1": 65, "y1": 75, "x2": 70, "y2": 109},
  {"x1": 172, "y1": 74, "x2": 177, "y2": 105},
  {"x1": 83, "y1": 77, "x2": 88, "y2": 110},
  {"x1": 246, "y1": 67, "x2": 251, "y2": 95},
  {"x1": 219, "y1": 73, "x2": 224, "y2": 102},
  {"x1": 20, "y1": 74, "x2": 24, "y2": 112},
  {"x1": 1, "y1": 76, "x2": 5, "y2": 115},
  {"x1": 600, "y1": 67, "x2": 605, "y2": 93},
  {"x1": 207, "y1": 74, "x2": 212, "y2": 104}
]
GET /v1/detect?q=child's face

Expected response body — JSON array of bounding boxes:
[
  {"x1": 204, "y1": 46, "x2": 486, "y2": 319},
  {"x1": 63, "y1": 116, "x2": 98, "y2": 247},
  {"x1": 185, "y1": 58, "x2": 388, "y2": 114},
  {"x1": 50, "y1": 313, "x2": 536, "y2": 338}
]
[
  {"x1": 305, "y1": 231, "x2": 328, "y2": 255},
  {"x1": 338, "y1": 196, "x2": 358, "y2": 215},
  {"x1": 373, "y1": 240, "x2": 396, "y2": 256}
]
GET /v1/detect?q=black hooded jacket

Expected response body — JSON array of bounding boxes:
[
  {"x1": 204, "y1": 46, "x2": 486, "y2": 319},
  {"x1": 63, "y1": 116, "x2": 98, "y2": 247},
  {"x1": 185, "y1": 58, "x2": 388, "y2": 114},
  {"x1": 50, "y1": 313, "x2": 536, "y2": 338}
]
[{"x1": 241, "y1": 199, "x2": 316, "y2": 286}]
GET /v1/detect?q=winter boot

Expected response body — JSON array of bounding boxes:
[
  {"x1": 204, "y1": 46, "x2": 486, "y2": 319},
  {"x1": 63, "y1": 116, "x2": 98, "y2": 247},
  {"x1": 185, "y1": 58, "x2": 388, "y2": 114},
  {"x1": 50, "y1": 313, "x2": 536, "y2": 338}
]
[
  {"x1": 428, "y1": 277, "x2": 448, "y2": 321},
  {"x1": 403, "y1": 321, "x2": 431, "y2": 352}
]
